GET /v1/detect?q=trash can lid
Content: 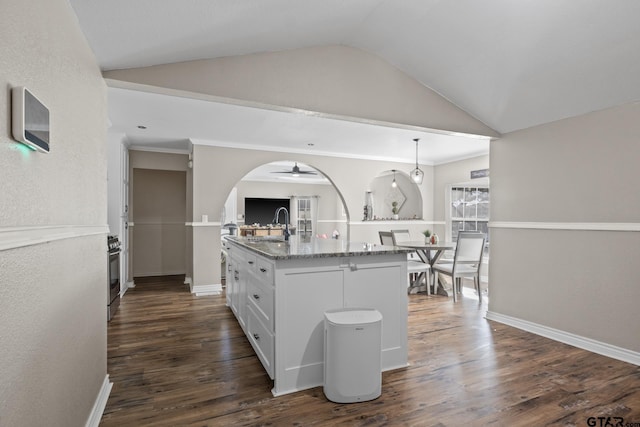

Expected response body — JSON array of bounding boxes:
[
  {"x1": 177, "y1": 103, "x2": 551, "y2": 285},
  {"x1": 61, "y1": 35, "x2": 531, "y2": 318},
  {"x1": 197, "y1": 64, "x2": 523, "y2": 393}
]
[{"x1": 324, "y1": 308, "x2": 382, "y2": 325}]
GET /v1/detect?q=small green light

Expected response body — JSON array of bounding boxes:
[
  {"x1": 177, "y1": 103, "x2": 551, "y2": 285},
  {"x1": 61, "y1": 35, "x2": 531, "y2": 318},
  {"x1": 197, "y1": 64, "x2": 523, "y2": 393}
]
[{"x1": 16, "y1": 142, "x2": 36, "y2": 157}]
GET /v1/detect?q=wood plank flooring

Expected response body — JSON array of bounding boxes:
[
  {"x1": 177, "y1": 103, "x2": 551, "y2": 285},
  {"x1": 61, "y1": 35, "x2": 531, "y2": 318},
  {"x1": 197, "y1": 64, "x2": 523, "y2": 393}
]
[{"x1": 101, "y1": 275, "x2": 640, "y2": 426}]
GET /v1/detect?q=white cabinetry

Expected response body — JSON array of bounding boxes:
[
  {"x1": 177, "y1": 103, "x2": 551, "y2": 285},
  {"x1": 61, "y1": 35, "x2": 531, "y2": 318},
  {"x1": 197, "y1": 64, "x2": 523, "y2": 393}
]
[
  {"x1": 224, "y1": 239, "x2": 408, "y2": 396},
  {"x1": 274, "y1": 256, "x2": 407, "y2": 396},
  {"x1": 227, "y1": 245, "x2": 250, "y2": 331}
]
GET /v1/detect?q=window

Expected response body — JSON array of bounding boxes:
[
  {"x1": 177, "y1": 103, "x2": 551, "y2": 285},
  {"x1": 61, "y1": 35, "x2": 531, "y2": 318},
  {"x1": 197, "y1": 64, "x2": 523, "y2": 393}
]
[
  {"x1": 297, "y1": 197, "x2": 312, "y2": 241},
  {"x1": 450, "y1": 186, "x2": 489, "y2": 250}
]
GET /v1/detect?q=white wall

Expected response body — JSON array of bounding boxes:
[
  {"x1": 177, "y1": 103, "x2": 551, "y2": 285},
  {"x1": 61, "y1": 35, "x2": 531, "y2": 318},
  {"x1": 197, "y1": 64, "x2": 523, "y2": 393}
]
[
  {"x1": 0, "y1": 0, "x2": 108, "y2": 425},
  {"x1": 489, "y1": 102, "x2": 640, "y2": 358},
  {"x1": 107, "y1": 131, "x2": 126, "y2": 237}
]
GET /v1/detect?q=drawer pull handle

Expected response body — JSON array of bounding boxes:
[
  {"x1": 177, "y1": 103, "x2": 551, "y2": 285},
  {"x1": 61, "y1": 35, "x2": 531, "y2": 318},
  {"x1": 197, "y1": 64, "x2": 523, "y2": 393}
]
[
  {"x1": 253, "y1": 294, "x2": 260, "y2": 300},
  {"x1": 248, "y1": 261, "x2": 254, "y2": 265},
  {"x1": 253, "y1": 333, "x2": 260, "y2": 341},
  {"x1": 260, "y1": 267, "x2": 267, "y2": 273}
]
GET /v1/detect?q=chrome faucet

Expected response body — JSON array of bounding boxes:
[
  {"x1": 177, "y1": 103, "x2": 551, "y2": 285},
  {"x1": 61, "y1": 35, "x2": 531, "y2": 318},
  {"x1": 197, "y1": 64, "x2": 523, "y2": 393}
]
[{"x1": 273, "y1": 207, "x2": 290, "y2": 241}]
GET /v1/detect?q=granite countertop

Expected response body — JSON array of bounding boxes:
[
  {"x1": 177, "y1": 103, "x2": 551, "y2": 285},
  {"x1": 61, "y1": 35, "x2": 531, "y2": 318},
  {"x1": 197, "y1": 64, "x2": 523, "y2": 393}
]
[{"x1": 224, "y1": 235, "x2": 412, "y2": 260}]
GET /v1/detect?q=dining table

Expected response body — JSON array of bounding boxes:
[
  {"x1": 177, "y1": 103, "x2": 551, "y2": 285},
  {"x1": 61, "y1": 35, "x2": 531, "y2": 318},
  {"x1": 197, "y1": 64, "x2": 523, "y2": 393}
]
[{"x1": 395, "y1": 240, "x2": 455, "y2": 296}]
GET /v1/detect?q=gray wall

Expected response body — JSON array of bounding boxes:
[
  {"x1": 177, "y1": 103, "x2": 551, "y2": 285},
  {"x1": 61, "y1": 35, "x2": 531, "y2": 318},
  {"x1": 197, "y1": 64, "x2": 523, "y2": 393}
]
[
  {"x1": 132, "y1": 169, "x2": 187, "y2": 276},
  {"x1": 190, "y1": 146, "x2": 436, "y2": 287},
  {"x1": 489, "y1": 102, "x2": 640, "y2": 354},
  {"x1": 0, "y1": 0, "x2": 108, "y2": 425},
  {"x1": 105, "y1": 45, "x2": 498, "y2": 138}
]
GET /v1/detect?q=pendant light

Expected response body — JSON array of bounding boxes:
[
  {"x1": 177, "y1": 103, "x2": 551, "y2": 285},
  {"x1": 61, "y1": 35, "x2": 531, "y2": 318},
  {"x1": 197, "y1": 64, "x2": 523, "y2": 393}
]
[
  {"x1": 391, "y1": 169, "x2": 398, "y2": 188},
  {"x1": 410, "y1": 138, "x2": 424, "y2": 184}
]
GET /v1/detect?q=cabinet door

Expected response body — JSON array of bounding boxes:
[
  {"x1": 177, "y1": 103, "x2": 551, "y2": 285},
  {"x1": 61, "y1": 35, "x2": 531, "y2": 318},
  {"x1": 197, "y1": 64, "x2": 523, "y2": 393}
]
[
  {"x1": 343, "y1": 262, "x2": 408, "y2": 370},
  {"x1": 229, "y1": 254, "x2": 240, "y2": 318},
  {"x1": 225, "y1": 249, "x2": 234, "y2": 308},
  {"x1": 237, "y1": 264, "x2": 248, "y2": 331},
  {"x1": 275, "y1": 268, "x2": 344, "y2": 394},
  {"x1": 238, "y1": 252, "x2": 256, "y2": 331}
]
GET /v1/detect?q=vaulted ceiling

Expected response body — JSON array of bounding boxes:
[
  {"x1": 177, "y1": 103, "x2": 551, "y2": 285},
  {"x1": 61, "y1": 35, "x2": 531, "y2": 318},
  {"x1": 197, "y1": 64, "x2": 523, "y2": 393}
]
[{"x1": 70, "y1": 0, "x2": 640, "y2": 161}]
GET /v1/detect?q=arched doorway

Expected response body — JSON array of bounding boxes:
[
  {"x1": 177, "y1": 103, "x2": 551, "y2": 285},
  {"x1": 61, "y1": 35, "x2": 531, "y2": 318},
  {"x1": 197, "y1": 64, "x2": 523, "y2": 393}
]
[{"x1": 221, "y1": 160, "x2": 349, "y2": 240}]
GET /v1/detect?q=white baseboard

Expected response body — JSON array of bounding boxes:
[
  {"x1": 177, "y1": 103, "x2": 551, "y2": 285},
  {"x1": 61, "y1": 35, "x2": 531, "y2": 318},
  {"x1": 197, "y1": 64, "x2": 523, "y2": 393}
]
[
  {"x1": 85, "y1": 375, "x2": 112, "y2": 427},
  {"x1": 192, "y1": 283, "x2": 223, "y2": 296},
  {"x1": 485, "y1": 311, "x2": 640, "y2": 366},
  {"x1": 133, "y1": 270, "x2": 186, "y2": 277},
  {"x1": 184, "y1": 276, "x2": 221, "y2": 296},
  {"x1": 120, "y1": 281, "x2": 135, "y2": 296}
]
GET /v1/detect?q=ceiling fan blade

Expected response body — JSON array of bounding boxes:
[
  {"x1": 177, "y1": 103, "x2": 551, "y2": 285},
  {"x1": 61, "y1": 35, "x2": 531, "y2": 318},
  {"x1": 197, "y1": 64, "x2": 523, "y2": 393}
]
[{"x1": 268, "y1": 163, "x2": 318, "y2": 175}]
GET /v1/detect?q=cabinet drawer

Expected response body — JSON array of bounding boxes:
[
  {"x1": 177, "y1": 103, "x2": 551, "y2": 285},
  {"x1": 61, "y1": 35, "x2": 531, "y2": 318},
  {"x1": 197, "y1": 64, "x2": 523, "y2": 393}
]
[
  {"x1": 247, "y1": 305, "x2": 274, "y2": 379},
  {"x1": 255, "y1": 258, "x2": 274, "y2": 285},
  {"x1": 247, "y1": 277, "x2": 274, "y2": 331},
  {"x1": 242, "y1": 252, "x2": 257, "y2": 270}
]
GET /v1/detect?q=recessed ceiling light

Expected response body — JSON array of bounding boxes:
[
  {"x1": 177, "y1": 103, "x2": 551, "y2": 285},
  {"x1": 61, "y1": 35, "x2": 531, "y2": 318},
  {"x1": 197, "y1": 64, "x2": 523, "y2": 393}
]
[{"x1": 137, "y1": 125, "x2": 147, "y2": 129}]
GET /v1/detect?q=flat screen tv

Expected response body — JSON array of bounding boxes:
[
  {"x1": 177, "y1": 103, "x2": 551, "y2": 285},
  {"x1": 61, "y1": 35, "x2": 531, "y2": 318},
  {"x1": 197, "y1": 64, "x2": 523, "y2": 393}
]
[
  {"x1": 12, "y1": 86, "x2": 50, "y2": 153},
  {"x1": 245, "y1": 198, "x2": 290, "y2": 226}
]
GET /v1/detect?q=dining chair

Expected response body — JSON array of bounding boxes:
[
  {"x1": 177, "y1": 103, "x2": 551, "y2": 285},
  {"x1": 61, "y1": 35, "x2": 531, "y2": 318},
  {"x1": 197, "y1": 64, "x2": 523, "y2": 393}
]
[
  {"x1": 384, "y1": 230, "x2": 431, "y2": 295},
  {"x1": 432, "y1": 232, "x2": 485, "y2": 302},
  {"x1": 390, "y1": 229, "x2": 420, "y2": 261},
  {"x1": 390, "y1": 229, "x2": 412, "y2": 244}
]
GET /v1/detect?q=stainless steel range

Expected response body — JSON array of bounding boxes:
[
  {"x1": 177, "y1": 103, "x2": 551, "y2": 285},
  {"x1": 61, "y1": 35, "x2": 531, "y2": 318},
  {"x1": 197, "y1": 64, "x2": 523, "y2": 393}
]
[{"x1": 107, "y1": 235, "x2": 121, "y2": 321}]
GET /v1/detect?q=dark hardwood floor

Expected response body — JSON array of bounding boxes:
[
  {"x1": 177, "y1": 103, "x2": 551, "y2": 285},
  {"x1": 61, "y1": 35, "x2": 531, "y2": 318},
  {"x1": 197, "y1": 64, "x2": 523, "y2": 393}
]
[{"x1": 101, "y1": 276, "x2": 640, "y2": 426}]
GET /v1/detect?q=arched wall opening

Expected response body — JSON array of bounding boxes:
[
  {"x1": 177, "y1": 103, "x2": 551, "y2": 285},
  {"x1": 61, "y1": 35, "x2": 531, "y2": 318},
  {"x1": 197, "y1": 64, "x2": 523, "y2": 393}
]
[
  {"x1": 219, "y1": 160, "x2": 350, "y2": 241},
  {"x1": 367, "y1": 170, "x2": 423, "y2": 221}
]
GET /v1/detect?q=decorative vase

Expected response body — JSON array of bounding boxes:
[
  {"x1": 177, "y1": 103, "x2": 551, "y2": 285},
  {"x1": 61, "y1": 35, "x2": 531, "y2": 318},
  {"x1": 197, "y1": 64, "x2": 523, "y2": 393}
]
[{"x1": 364, "y1": 191, "x2": 373, "y2": 221}]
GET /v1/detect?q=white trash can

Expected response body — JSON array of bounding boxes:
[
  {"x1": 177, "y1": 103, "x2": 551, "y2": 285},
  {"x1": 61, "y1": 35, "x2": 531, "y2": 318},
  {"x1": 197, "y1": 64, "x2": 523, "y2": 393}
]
[{"x1": 323, "y1": 308, "x2": 383, "y2": 403}]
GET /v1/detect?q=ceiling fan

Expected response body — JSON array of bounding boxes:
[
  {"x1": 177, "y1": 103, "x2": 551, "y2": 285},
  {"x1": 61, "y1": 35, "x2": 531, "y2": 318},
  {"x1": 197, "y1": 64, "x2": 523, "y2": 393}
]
[{"x1": 271, "y1": 162, "x2": 317, "y2": 177}]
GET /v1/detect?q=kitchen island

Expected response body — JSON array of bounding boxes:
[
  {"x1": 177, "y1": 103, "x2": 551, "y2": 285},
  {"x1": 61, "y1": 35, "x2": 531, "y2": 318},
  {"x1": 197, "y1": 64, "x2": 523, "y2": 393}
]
[{"x1": 223, "y1": 235, "x2": 412, "y2": 396}]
